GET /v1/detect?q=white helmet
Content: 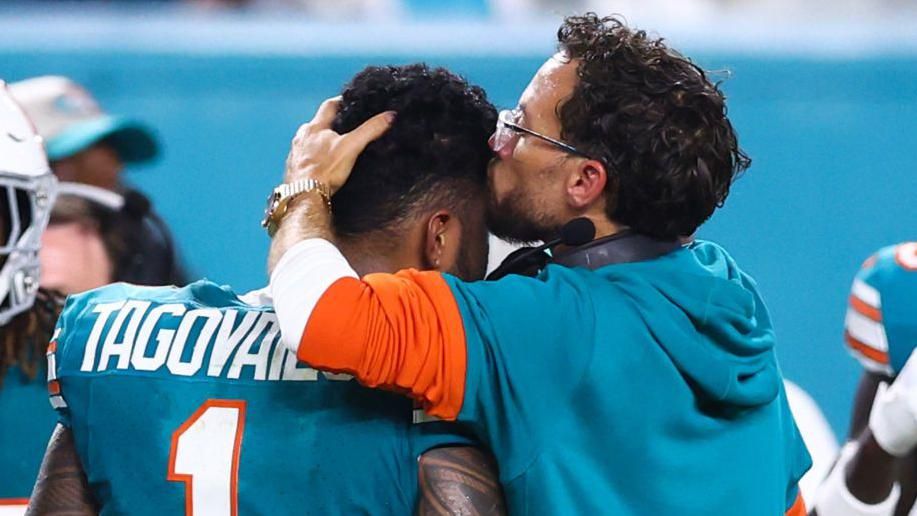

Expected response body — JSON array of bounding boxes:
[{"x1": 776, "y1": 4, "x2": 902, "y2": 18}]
[{"x1": 0, "y1": 81, "x2": 57, "y2": 326}]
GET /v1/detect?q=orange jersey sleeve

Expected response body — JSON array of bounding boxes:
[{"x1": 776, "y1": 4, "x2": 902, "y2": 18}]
[{"x1": 296, "y1": 270, "x2": 468, "y2": 420}]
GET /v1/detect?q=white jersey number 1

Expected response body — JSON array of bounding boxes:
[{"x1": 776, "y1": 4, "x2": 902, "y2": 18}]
[{"x1": 168, "y1": 400, "x2": 246, "y2": 516}]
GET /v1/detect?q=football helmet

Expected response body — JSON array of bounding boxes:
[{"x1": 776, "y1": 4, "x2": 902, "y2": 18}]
[{"x1": 0, "y1": 81, "x2": 57, "y2": 325}]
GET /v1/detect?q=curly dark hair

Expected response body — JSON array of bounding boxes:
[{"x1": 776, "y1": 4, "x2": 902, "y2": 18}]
[
  {"x1": 331, "y1": 64, "x2": 497, "y2": 239},
  {"x1": 557, "y1": 14, "x2": 751, "y2": 239}
]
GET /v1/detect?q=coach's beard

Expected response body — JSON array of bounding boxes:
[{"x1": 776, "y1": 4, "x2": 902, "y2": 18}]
[{"x1": 486, "y1": 186, "x2": 560, "y2": 247}]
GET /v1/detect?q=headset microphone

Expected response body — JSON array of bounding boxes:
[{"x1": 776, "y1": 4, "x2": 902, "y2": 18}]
[
  {"x1": 556, "y1": 217, "x2": 596, "y2": 247},
  {"x1": 486, "y1": 217, "x2": 596, "y2": 281}
]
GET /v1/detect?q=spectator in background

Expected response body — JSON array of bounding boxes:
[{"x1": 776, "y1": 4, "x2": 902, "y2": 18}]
[
  {"x1": 39, "y1": 183, "x2": 184, "y2": 295},
  {"x1": 40, "y1": 195, "x2": 111, "y2": 295},
  {"x1": 9, "y1": 76, "x2": 188, "y2": 287},
  {"x1": 39, "y1": 185, "x2": 115, "y2": 295}
]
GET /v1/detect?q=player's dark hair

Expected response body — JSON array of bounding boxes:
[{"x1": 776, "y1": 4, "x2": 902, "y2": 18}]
[
  {"x1": 0, "y1": 289, "x2": 63, "y2": 385},
  {"x1": 331, "y1": 64, "x2": 496, "y2": 240},
  {"x1": 557, "y1": 14, "x2": 751, "y2": 239}
]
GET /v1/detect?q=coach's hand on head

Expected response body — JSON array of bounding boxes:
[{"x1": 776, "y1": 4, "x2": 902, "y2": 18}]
[{"x1": 285, "y1": 96, "x2": 396, "y2": 193}]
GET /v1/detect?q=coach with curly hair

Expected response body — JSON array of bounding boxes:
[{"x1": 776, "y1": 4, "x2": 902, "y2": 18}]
[{"x1": 267, "y1": 15, "x2": 811, "y2": 514}]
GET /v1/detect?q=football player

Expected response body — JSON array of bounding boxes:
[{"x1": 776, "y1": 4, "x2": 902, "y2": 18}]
[
  {"x1": 0, "y1": 82, "x2": 60, "y2": 511},
  {"x1": 813, "y1": 243, "x2": 917, "y2": 515},
  {"x1": 28, "y1": 64, "x2": 504, "y2": 515}
]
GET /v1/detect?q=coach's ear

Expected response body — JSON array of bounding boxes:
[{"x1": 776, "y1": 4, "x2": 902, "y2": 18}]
[{"x1": 424, "y1": 210, "x2": 460, "y2": 273}]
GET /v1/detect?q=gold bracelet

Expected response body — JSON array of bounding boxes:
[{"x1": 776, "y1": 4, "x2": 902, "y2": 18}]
[{"x1": 262, "y1": 178, "x2": 332, "y2": 236}]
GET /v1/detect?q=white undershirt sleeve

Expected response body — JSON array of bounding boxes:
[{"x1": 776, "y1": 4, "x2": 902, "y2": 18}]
[{"x1": 269, "y1": 238, "x2": 357, "y2": 354}]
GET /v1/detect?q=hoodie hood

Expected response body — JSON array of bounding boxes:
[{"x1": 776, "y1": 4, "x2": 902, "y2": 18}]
[{"x1": 598, "y1": 240, "x2": 780, "y2": 408}]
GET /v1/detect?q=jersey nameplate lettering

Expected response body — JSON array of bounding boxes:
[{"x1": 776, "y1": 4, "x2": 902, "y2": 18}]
[{"x1": 77, "y1": 301, "x2": 351, "y2": 382}]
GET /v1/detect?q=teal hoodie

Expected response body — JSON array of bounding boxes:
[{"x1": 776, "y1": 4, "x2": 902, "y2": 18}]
[
  {"x1": 444, "y1": 239, "x2": 811, "y2": 515},
  {"x1": 603, "y1": 241, "x2": 781, "y2": 409}
]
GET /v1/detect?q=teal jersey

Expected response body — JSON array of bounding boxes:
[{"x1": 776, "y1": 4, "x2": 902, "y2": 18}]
[
  {"x1": 844, "y1": 242, "x2": 917, "y2": 377},
  {"x1": 443, "y1": 241, "x2": 811, "y2": 514},
  {"x1": 49, "y1": 280, "x2": 471, "y2": 515},
  {"x1": 0, "y1": 366, "x2": 57, "y2": 501}
]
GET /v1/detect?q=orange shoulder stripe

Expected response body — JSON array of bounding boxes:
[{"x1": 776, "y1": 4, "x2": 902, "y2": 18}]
[
  {"x1": 785, "y1": 492, "x2": 805, "y2": 516},
  {"x1": 845, "y1": 331, "x2": 889, "y2": 365},
  {"x1": 849, "y1": 294, "x2": 882, "y2": 322},
  {"x1": 48, "y1": 379, "x2": 61, "y2": 396},
  {"x1": 298, "y1": 271, "x2": 467, "y2": 420}
]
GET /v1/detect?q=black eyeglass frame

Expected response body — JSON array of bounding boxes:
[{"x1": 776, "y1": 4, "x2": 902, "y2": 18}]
[{"x1": 496, "y1": 109, "x2": 596, "y2": 160}]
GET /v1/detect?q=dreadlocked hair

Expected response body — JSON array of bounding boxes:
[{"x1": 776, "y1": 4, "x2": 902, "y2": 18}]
[{"x1": 0, "y1": 288, "x2": 65, "y2": 386}]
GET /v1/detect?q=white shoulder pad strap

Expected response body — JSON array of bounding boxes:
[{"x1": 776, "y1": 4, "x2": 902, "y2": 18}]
[{"x1": 270, "y1": 238, "x2": 357, "y2": 354}]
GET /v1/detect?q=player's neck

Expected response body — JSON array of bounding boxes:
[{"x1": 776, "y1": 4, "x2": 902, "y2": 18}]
[{"x1": 337, "y1": 237, "x2": 410, "y2": 277}]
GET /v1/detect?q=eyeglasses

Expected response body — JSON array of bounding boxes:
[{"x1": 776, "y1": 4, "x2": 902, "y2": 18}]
[{"x1": 491, "y1": 108, "x2": 593, "y2": 159}]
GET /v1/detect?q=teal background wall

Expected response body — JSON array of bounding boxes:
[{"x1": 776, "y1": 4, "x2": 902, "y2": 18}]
[{"x1": 3, "y1": 41, "x2": 916, "y2": 436}]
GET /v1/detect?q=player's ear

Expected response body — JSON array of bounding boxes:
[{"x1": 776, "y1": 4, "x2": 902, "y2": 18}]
[{"x1": 424, "y1": 210, "x2": 459, "y2": 273}]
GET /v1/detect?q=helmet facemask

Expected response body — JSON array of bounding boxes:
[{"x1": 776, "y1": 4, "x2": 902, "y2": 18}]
[{"x1": 0, "y1": 170, "x2": 56, "y2": 325}]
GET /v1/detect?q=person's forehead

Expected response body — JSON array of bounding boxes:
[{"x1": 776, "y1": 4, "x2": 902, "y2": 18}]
[{"x1": 519, "y1": 54, "x2": 578, "y2": 122}]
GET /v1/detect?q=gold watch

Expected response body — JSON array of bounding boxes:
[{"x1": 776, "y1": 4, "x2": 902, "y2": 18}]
[{"x1": 261, "y1": 179, "x2": 331, "y2": 236}]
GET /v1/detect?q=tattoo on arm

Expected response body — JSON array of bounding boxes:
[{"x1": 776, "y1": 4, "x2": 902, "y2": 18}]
[
  {"x1": 417, "y1": 446, "x2": 506, "y2": 516},
  {"x1": 26, "y1": 424, "x2": 97, "y2": 516}
]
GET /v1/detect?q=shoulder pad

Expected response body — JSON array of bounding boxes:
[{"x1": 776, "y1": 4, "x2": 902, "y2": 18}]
[{"x1": 845, "y1": 243, "x2": 917, "y2": 376}]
